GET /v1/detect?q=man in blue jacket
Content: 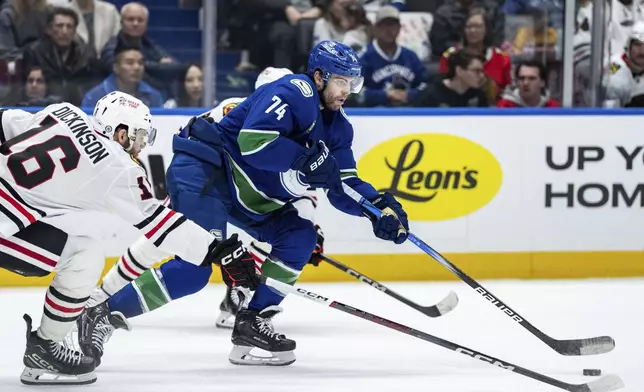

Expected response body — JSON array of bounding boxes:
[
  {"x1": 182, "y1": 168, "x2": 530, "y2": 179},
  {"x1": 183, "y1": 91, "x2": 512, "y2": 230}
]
[
  {"x1": 358, "y1": 6, "x2": 427, "y2": 107},
  {"x1": 82, "y1": 43, "x2": 163, "y2": 107}
]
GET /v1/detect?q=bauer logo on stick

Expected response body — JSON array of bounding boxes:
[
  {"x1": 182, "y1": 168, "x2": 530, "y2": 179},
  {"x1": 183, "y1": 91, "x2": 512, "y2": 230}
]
[{"x1": 358, "y1": 133, "x2": 502, "y2": 221}]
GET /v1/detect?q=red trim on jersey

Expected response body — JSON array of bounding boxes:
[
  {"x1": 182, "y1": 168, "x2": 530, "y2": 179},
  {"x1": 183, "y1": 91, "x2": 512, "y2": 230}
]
[
  {"x1": 144, "y1": 210, "x2": 176, "y2": 239},
  {"x1": 120, "y1": 255, "x2": 142, "y2": 277},
  {"x1": 45, "y1": 295, "x2": 85, "y2": 313},
  {"x1": 0, "y1": 237, "x2": 56, "y2": 267},
  {"x1": 0, "y1": 188, "x2": 36, "y2": 223}
]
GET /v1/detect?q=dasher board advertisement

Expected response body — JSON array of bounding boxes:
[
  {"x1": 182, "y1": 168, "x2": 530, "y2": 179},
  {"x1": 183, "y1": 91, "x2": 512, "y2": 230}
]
[{"x1": 1, "y1": 110, "x2": 643, "y2": 285}]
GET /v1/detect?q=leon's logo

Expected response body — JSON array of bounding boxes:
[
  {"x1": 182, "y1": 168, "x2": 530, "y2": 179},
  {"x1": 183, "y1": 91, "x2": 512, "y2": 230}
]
[{"x1": 357, "y1": 134, "x2": 502, "y2": 221}]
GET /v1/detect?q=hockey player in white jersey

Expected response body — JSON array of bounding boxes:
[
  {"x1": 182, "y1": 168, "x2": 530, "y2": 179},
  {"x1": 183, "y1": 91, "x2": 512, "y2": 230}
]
[
  {"x1": 605, "y1": 22, "x2": 644, "y2": 107},
  {"x1": 0, "y1": 92, "x2": 259, "y2": 385},
  {"x1": 73, "y1": 69, "x2": 323, "y2": 365}
]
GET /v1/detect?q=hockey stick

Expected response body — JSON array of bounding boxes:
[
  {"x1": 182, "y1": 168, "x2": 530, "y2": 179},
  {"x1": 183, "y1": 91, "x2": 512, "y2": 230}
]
[
  {"x1": 341, "y1": 183, "x2": 615, "y2": 356},
  {"x1": 251, "y1": 243, "x2": 457, "y2": 318},
  {"x1": 318, "y1": 253, "x2": 458, "y2": 317},
  {"x1": 262, "y1": 276, "x2": 624, "y2": 392}
]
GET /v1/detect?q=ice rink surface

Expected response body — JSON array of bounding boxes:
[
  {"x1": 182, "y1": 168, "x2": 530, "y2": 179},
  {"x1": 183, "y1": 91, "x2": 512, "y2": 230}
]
[{"x1": 0, "y1": 278, "x2": 642, "y2": 392}]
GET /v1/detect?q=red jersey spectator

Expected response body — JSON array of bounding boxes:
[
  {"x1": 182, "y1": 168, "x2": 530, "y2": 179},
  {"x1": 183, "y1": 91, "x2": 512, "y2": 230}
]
[
  {"x1": 497, "y1": 59, "x2": 560, "y2": 108},
  {"x1": 439, "y1": 8, "x2": 511, "y2": 102}
]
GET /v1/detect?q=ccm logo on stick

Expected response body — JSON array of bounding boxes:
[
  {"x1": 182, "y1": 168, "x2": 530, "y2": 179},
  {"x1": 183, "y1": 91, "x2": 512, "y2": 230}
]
[
  {"x1": 296, "y1": 288, "x2": 328, "y2": 301},
  {"x1": 347, "y1": 269, "x2": 386, "y2": 292},
  {"x1": 455, "y1": 348, "x2": 515, "y2": 370}
]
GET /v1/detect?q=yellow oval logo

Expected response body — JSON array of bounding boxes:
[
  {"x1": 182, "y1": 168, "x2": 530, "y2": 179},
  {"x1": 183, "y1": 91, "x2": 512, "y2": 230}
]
[{"x1": 357, "y1": 133, "x2": 502, "y2": 221}]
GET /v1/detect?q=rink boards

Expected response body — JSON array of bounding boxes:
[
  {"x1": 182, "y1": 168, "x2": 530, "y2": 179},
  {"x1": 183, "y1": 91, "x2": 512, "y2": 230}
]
[{"x1": 2, "y1": 108, "x2": 644, "y2": 286}]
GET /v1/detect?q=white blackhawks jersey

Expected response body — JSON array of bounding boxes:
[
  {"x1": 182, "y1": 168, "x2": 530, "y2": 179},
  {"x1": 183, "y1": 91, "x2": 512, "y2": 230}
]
[
  {"x1": 0, "y1": 103, "x2": 214, "y2": 266},
  {"x1": 605, "y1": 53, "x2": 644, "y2": 107},
  {"x1": 202, "y1": 97, "x2": 246, "y2": 122}
]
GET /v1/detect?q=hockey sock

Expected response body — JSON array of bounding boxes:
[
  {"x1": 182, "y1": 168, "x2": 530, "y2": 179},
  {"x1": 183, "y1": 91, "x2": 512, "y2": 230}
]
[
  {"x1": 249, "y1": 256, "x2": 301, "y2": 310},
  {"x1": 38, "y1": 235, "x2": 101, "y2": 342},
  {"x1": 108, "y1": 269, "x2": 171, "y2": 318},
  {"x1": 39, "y1": 284, "x2": 89, "y2": 342},
  {"x1": 102, "y1": 236, "x2": 169, "y2": 296}
]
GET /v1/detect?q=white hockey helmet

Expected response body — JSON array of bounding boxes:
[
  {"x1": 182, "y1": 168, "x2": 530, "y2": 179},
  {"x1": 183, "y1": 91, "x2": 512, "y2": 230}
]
[
  {"x1": 92, "y1": 91, "x2": 157, "y2": 152},
  {"x1": 254, "y1": 67, "x2": 293, "y2": 90},
  {"x1": 628, "y1": 22, "x2": 644, "y2": 47}
]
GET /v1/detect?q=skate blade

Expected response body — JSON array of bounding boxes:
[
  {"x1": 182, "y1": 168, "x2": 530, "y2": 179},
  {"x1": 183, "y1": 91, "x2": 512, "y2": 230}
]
[
  {"x1": 215, "y1": 310, "x2": 235, "y2": 329},
  {"x1": 20, "y1": 367, "x2": 97, "y2": 385},
  {"x1": 228, "y1": 345, "x2": 295, "y2": 366}
]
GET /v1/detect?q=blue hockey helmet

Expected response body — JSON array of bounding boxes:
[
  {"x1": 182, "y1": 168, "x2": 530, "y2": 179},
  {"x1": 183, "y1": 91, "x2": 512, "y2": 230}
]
[{"x1": 307, "y1": 40, "x2": 363, "y2": 93}]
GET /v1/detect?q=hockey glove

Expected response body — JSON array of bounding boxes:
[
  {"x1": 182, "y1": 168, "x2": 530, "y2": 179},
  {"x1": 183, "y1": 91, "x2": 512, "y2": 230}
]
[
  {"x1": 180, "y1": 115, "x2": 214, "y2": 138},
  {"x1": 363, "y1": 193, "x2": 409, "y2": 244},
  {"x1": 205, "y1": 234, "x2": 260, "y2": 290},
  {"x1": 308, "y1": 224, "x2": 325, "y2": 267},
  {"x1": 291, "y1": 141, "x2": 343, "y2": 193}
]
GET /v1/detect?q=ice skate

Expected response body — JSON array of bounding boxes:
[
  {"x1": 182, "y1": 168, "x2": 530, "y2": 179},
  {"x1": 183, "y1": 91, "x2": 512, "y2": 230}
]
[
  {"x1": 21, "y1": 314, "x2": 96, "y2": 385},
  {"x1": 229, "y1": 305, "x2": 296, "y2": 366},
  {"x1": 77, "y1": 301, "x2": 131, "y2": 367},
  {"x1": 216, "y1": 286, "x2": 251, "y2": 329}
]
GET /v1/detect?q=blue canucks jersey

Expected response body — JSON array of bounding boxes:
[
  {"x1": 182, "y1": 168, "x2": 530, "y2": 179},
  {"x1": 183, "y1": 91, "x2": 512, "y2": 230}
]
[
  {"x1": 359, "y1": 42, "x2": 428, "y2": 107},
  {"x1": 215, "y1": 73, "x2": 378, "y2": 219}
]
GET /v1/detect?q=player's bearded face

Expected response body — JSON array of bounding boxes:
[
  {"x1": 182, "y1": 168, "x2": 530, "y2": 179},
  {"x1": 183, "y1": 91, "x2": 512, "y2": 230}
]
[{"x1": 322, "y1": 75, "x2": 357, "y2": 111}]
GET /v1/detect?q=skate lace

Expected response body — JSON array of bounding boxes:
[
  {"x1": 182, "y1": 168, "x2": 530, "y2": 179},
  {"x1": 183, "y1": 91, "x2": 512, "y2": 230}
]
[
  {"x1": 50, "y1": 341, "x2": 83, "y2": 366},
  {"x1": 91, "y1": 316, "x2": 115, "y2": 353},
  {"x1": 256, "y1": 317, "x2": 279, "y2": 339}
]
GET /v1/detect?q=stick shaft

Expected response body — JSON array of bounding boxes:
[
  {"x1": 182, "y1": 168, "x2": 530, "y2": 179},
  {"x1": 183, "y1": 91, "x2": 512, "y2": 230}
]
[
  {"x1": 341, "y1": 183, "x2": 561, "y2": 350},
  {"x1": 262, "y1": 276, "x2": 577, "y2": 391},
  {"x1": 318, "y1": 253, "x2": 447, "y2": 317}
]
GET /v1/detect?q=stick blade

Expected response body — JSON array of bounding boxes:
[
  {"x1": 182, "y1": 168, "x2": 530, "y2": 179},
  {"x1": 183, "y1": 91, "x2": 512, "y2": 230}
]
[
  {"x1": 554, "y1": 336, "x2": 615, "y2": 356},
  {"x1": 421, "y1": 290, "x2": 459, "y2": 317},
  {"x1": 569, "y1": 374, "x2": 625, "y2": 392}
]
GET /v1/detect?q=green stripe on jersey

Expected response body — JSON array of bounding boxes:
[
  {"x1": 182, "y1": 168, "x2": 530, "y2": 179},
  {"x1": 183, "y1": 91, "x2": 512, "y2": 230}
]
[
  {"x1": 133, "y1": 269, "x2": 171, "y2": 313},
  {"x1": 262, "y1": 257, "x2": 301, "y2": 285},
  {"x1": 238, "y1": 130, "x2": 280, "y2": 155},
  {"x1": 226, "y1": 154, "x2": 284, "y2": 215},
  {"x1": 340, "y1": 169, "x2": 358, "y2": 179}
]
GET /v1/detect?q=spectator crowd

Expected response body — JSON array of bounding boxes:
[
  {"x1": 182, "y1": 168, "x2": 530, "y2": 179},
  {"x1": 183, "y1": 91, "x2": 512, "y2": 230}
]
[
  {"x1": 0, "y1": 0, "x2": 194, "y2": 108},
  {"x1": 0, "y1": 0, "x2": 641, "y2": 108}
]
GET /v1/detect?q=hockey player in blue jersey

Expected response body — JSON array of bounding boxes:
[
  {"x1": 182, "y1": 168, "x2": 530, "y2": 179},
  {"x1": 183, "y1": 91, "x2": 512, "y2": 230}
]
[{"x1": 79, "y1": 41, "x2": 409, "y2": 367}]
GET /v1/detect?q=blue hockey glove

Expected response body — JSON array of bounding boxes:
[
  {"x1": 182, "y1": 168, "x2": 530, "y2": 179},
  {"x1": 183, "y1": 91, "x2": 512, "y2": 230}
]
[
  {"x1": 180, "y1": 115, "x2": 214, "y2": 138},
  {"x1": 291, "y1": 141, "x2": 343, "y2": 193},
  {"x1": 363, "y1": 193, "x2": 409, "y2": 244}
]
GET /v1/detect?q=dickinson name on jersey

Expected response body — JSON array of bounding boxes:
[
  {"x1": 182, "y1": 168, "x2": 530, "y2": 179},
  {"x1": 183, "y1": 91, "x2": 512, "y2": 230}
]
[{"x1": 50, "y1": 106, "x2": 110, "y2": 165}]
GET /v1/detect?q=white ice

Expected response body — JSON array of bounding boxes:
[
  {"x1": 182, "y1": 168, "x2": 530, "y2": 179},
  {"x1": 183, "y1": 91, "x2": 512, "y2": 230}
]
[{"x1": 1, "y1": 278, "x2": 642, "y2": 392}]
